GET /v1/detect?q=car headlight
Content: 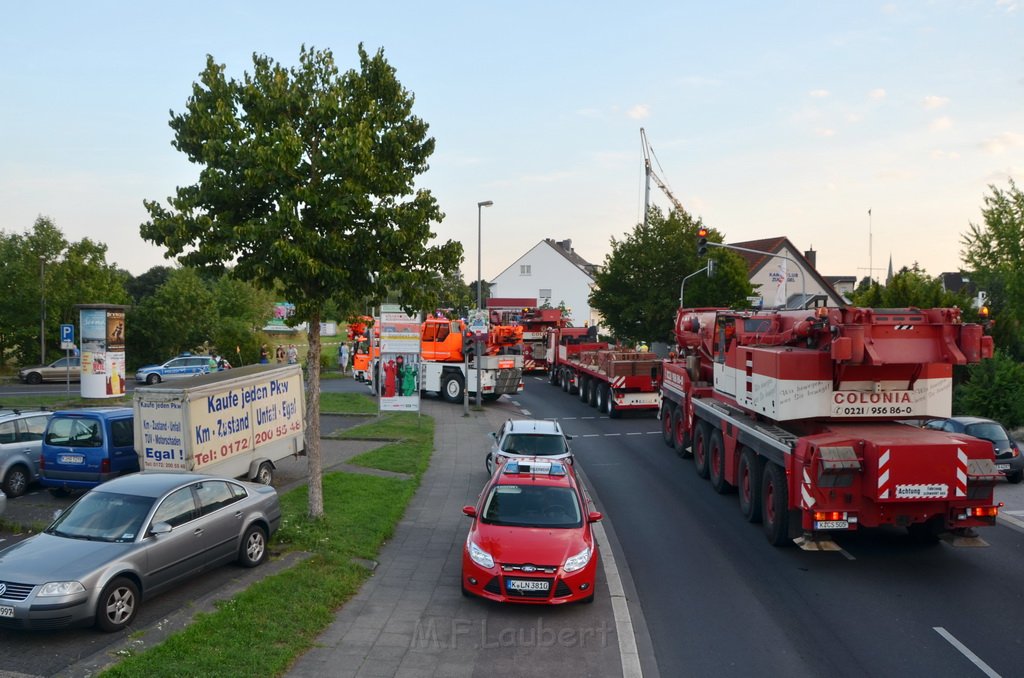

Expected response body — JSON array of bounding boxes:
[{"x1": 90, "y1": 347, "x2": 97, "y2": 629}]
[
  {"x1": 468, "y1": 540, "x2": 494, "y2": 569},
  {"x1": 38, "y1": 581, "x2": 86, "y2": 597},
  {"x1": 563, "y1": 546, "x2": 592, "y2": 573}
]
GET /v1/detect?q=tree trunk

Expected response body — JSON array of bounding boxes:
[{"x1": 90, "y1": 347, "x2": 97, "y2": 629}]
[{"x1": 305, "y1": 313, "x2": 324, "y2": 518}]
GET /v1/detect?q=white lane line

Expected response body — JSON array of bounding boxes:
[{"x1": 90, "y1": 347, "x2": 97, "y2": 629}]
[
  {"x1": 625, "y1": 432, "x2": 644, "y2": 436},
  {"x1": 838, "y1": 548, "x2": 856, "y2": 561},
  {"x1": 998, "y1": 513, "x2": 1024, "y2": 530},
  {"x1": 933, "y1": 627, "x2": 1000, "y2": 677},
  {"x1": 593, "y1": 521, "x2": 643, "y2": 678}
]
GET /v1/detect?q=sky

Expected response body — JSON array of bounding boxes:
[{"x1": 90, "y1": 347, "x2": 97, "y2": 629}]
[{"x1": 2, "y1": 1, "x2": 1022, "y2": 286}]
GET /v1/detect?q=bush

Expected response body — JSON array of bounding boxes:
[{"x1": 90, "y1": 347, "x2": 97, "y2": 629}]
[{"x1": 954, "y1": 350, "x2": 1024, "y2": 427}]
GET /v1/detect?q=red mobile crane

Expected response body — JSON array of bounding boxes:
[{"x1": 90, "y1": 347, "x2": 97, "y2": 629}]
[{"x1": 658, "y1": 304, "x2": 1001, "y2": 548}]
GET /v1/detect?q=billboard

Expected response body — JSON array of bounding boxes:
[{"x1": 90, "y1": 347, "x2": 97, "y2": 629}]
[{"x1": 79, "y1": 306, "x2": 127, "y2": 398}]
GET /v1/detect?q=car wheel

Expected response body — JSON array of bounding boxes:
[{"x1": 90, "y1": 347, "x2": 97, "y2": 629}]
[
  {"x1": 762, "y1": 462, "x2": 791, "y2": 546},
  {"x1": 95, "y1": 577, "x2": 139, "y2": 632},
  {"x1": 485, "y1": 453, "x2": 494, "y2": 475},
  {"x1": 738, "y1": 449, "x2": 762, "y2": 523},
  {"x1": 693, "y1": 422, "x2": 711, "y2": 479},
  {"x1": 3, "y1": 465, "x2": 30, "y2": 498},
  {"x1": 442, "y1": 374, "x2": 465, "y2": 403},
  {"x1": 146, "y1": 373, "x2": 160, "y2": 385},
  {"x1": 660, "y1": 403, "x2": 675, "y2": 448},
  {"x1": 708, "y1": 429, "x2": 731, "y2": 493},
  {"x1": 49, "y1": 487, "x2": 72, "y2": 498},
  {"x1": 255, "y1": 462, "x2": 273, "y2": 485},
  {"x1": 1008, "y1": 470, "x2": 1024, "y2": 485},
  {"x1": 26, "y1": 372, "x2": 43, "y2": 385},
  {"x1": 238, "y1": 524, "x2": 269, "y2": 567}
]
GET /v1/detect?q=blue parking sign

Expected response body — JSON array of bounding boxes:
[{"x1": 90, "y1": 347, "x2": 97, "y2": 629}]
[{"x1": 60, "y1": 324, "x2": 74, "y2": 344}]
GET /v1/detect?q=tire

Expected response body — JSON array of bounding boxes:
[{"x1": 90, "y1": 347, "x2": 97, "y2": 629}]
[
  {"x1": 442, "y1": 373, "x2": 465, "y2": 403},
  {"x1": 608, "y1": 398, "x2": 621, "y2": 419},
  {"x1": 587, "y1": 381, "x2": 598, "y2": 407},
  {"x1": 255, "y1": 462, "x2": 273, "y2": 485},
  {"x1": 762, "y1": 463, "x2": 791, "y2": 546},
  {"x1": 482, "y1": 393, "x2": 501, "y2": 402},
  {"x1": 49, "y1": 487, "x2": 72, "y2": 498},
  {"x1": 549, "y1": 369, "x2": 558, "y2": 385},
  {"x1": 26, "y1": 372, "x2": 42, "y2": 385},
  {"x1": 671, "y1": 407, "x2": 691, "y2": 458},
  {"x1": 660, "y1": 403, "x2": 675, "y2": 447},
  {"x1": 95, "y1": 577, "x2": 139, "y2": 632},
  {"x1": 238, "y1": 524, "x2": 269, "y2": 567},
  {"x1": 1008, "y1": 470, "x2": 1024, "y2": 485},
  {"x1": 737, "y1": 449, "x2": 762, "y2": 523},
  {"x1": 146, "y1": 373, "x2": 160, "y2": 385},
  {"x1": 560, "y1": 370, "x2": 570, "y2": 392},
  {"x1": 578, "y1": 377, "x2": 590, "y2": 402},
  {"x1": 3, "y1": 465, "x2": 30, "y2": 498},
  {"x1": 708, "y1": 429, "x2": 730, "y2": 493},
  {"x1": 595, "y1": 383, "x2": 607, "y2": 412},
  {"x1": 485, "y1": 453, "x2": 494, "y2": 475},
  {"x1": 693, "y1": 422, "x2": 711, "y2": 479}
]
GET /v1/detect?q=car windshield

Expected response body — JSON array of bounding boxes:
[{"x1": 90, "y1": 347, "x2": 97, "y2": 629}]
[
  {"x1": 501, "y1": 433, "x2": 567, "y2": 456},
  {"x1": 481, "y1": 485, "x2": 581, "y2": 528},
  {"x1": 47, "y1": 491, "x2": 155, "y2": 543},
  {"x1": 965, "y1": 422, "x2": 1009, "y2": 444}
]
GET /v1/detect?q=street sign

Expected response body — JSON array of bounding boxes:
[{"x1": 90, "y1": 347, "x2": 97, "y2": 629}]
[{"x1": 60, "y1": 324, "x2": 75, "y2": 350}]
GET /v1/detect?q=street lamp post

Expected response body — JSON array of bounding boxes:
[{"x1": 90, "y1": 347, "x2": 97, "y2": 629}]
[
  {"x1": 39, "y1": 256, "x2": 46, "y2": 365},
  {"x1": 476, "y1": 200, "x2": 493, "y2": 408}
]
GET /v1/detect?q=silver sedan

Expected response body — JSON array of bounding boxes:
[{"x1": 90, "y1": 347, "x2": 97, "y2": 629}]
[{"x1": 0, "y1": 472, "x2": 281, "y2": 632}]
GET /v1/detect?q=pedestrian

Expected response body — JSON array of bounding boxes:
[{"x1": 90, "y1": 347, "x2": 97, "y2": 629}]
[
  {"x1": 259, "y1": 344, "x2": 269, "y2": 364},
  {"x1": 339, "y1": 342, "x2": 350, "y2": 374},
  {"x1": 287, "y1": 344, "x2": 298, "y2": 364},
  {"x1": 275, "y1": 344, "x2": 286, "y2": 363}
]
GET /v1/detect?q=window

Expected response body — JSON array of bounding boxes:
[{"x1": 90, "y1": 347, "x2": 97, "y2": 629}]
[
  {"x1": 110, "y1": 419, "x2": 134, "y2": 447},
  {"x1": 17, "y1": 415, "x2": 49, "y2": 442},
  {"x1": 195, "y1": 480, "x2": 242, "y2": 514},
  {"x1": 153, "y1": 487, "x2": 199, "y2": 528},
  {"x1": 46, "y1": 418, "x2": 103, "y2": 447},
  {"x1": 539, "y1": 288, "x2": 551, "y2": 300},
  {"x1": 520, "y1": 265, "x2": 531, "y2": 276},
  {"x1": 0, "y1": 421, "x2": 15, "y2": 445}
]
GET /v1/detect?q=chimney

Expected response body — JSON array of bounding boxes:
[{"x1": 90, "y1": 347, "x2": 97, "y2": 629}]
[
  {"x1": 559, "y1": 239, "x2": 573, "y2": 252},
  {"x1": 804, "y1": 248, "x2": 817, "y2": 269}
]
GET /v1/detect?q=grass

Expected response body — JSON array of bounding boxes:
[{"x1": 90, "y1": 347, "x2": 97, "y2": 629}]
[
  {"x1": 0, "y1": 393, "x2": 131, "y2": 409},
  {"x1": 318, "y1": 391, "x2": 378, "y2": 415},
  {"x1": 100, "y1": 411, "x2": 433, "y2": 678}
]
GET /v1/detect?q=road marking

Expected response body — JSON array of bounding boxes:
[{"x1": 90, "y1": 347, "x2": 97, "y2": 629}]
[
  {"x1": 838, "y1": 548, "x2": 856, "y2": 561},
  {"x1": 626, "y1": 432, "x2": 644, "y2": 436},
  {"x1": 933, "y1": 627, "x2": 1000, "y2": 677},
  {"x1": 998, "y1": 513, "x2": 1024, "y2": 531},
  {"x1": 593, "y1": 521, "x2": 644, "y2": 678}
]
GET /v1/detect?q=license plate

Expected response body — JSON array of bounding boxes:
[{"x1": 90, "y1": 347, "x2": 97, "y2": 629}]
[
  {"x1": 59, "y1": 454, "x2": 84, "y2": 465},
  {"x1": 506, "y1": 579, "x2": 549, "y2": 592},
  {"x1": 815, "y1": 520, "x2": 849, "y2": 530},
  {"x1": 996, "y1": 463, "x2": 1011, "y2": 471},
  {"x1": 0, "y1": 606, "x2": 13, "y2": 618}
]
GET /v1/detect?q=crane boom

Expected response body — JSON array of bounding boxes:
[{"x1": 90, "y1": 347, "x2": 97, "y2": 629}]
[{"x1": 641, "y1": 127, "x2": 686, "y2": 225}]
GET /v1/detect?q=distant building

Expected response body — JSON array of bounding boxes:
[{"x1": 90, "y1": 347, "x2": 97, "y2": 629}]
[
  {"x1": 489, "y1": 239, "x2": 601, "y2": 327},
  {"x1": 728, "y1": 237, "x2": 846, "y2": 308}
]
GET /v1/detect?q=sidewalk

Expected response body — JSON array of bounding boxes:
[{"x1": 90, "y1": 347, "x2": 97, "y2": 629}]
[{"x1": 284, "y1": 397, "x2": 623, "y2": 678}]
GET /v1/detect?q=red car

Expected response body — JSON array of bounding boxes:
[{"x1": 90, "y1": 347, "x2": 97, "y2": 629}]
[{"x1": 461, "y1": 458, "x2": 602, "y2": 604}]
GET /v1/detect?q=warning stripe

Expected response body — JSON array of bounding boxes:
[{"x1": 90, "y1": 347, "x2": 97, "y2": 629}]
[
  {"x1": 878, "y1": 449, "x2": 891, "y2": 499},
  {"x1": 801, "y1": 468, "x2": 815, "y2": 508},
  {"x1": 955, "y1": 448, "x2": 968, "y2": 497}
]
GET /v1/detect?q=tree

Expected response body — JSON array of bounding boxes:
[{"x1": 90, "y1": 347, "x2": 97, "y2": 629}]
[
  {"x1": 954, "y1": 349, "x2": 1024, "y2": 428},
  {"x1": 849, "y1": 264, "x2": 972, "y2": 312},
  {"x1": 961, "y1": 179, "x2": 1024, "y2": 360},
  {"x1": 589, "y1": 208, "x2": 752, "y2": 345},
  {"x1": 141, "y1": 45, "x2": 462, "y2": 518},
  {"x1": 128, "y1": 267, "x2": 218, "y2": 365}
]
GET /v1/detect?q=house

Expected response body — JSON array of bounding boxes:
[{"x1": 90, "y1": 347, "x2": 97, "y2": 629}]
[
  {"x1": 489, "y1": 239, "x2": 600, "y2": 327},
  {"x1": 728, "y1": 237, "x2": 845, "y2": 309}
]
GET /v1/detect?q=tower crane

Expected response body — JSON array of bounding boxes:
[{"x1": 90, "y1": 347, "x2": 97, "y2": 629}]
[{"x1": 641, "y1": 127, "x2": 686, "y2": 227}]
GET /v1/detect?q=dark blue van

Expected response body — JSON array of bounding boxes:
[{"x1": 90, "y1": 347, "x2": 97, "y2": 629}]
[{"x1": 40, "y1": 407, "x2": 138, "y2": 495}]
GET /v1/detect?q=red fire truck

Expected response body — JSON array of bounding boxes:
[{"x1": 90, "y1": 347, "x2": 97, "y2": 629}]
[{"x1": 658, "y1": 305, "x2": 1001, "y2": 548}]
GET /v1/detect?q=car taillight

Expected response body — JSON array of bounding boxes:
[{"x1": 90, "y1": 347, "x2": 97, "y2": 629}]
[
  {"x1": 101, "y1": 459, "x2": 110, "y2": 473},
  {"x1": 39, "y1": 455, "x2": 45, "y2": 470}
]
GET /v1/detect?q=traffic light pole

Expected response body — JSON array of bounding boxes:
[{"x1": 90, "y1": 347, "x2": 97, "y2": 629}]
[{"x1": 679, "y1": 260, "x2": 715, "y2": 307}]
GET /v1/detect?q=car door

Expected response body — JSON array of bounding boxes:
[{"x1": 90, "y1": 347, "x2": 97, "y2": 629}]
[
  {"x1": 193, "y1": 479, "x2": 247, "y2": 564},
  {"x1": 141, "y1": 485, "x2": 207, "y2": 592},
  {"x1": 163, "y1": 358, "x2": 190, "y2": 379},
  {"x1": 15, "y1": 414, "x2": 49, "y2": 480}
]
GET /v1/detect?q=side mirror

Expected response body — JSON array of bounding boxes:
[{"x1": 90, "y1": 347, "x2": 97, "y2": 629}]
[
  {"x1": 564, "y1": 434, "x2": 574, "y2": 440},
  {"x1": 588, "y1": 511, "x2": 603, "y2": 523},
  {"x1": 489, "y1": 431, "x2": 498, "y2": 440},
  {"x1": 462, "y1": 506, "x2": 478, "y2": 518},
  {"x1": 150, "y1": 521, "x2": 173, "y2": 536}
]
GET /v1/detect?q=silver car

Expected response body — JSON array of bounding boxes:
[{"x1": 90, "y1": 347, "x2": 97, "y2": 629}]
[
  {"x1": 486, "y1": 418, "x2": 574, "y2": 475},
  {"x1": 0, "y1": 472, "x2": 281, "y2": 632},
  {"x1": 0, "y1": 409, "x2": 52, "y2": 497}
]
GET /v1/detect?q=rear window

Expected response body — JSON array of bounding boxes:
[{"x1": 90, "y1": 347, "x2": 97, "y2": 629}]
[
  {"x1": 965, "y1": 422, "x2": 1009, "y2": 444},
  {"x1": 45, "y1": 417, "x2": 104, "y2": 448},
  {"x1": 502, "y1": 433, "x2": 567, "y2": 456}
]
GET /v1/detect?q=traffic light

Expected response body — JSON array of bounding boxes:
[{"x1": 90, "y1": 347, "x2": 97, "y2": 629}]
[
  {"x1": 463, "y1": 331, "x2": 476, "y2": 361},
  {"x1": 697, "y1": 227, "x2": 708, "y2": 257}
]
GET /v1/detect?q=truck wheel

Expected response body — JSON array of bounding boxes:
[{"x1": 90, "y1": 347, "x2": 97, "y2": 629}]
[
  {"x1": 442, "y1": 374, "x2": 465, "y2": 403},
  {"x1": 738, "y1": 449, "x2": 762, "y2": 522},
  {"x1": 549, "y1": 369, "x2": 558, "y2": 385},
  {"x1": 660, "y1": 403, "x2": 675, "y2": 448},
  {"x1": 560, "y1": 370, "x2": 570, "y2": 392},
  {"x1": 578, "y1": 377, "x2": 590, "y2": 402},
  {"x1": 594, "y1": 383, "x2": 606, "y2": 412},
  {"x1": 238, "y1": 524, "x2": 269, "y2": 567},
  {"x1": 762, "y1": 463, "x2": 791, "y2": 546},
  {"x1": 95, "y1": 577, "x2": 139, "y2": 632},
  {"x1": 3, "y1": 465, "x2": 30, "y2": 498},
  {"x1": 693, "y1": 422, "x2": 711, "y2": 478},
  {"x1": 587, "y1": 381, "x2": 598, "y2": 407},
  {"x1": 671, "y1": 407, "x2": 692, "y2": 458},
  {"x1": 708, "y1": 429, "x2": 730, "y2": 493},
  {"x1": 608, "y1": 397, "x2": 621, "y2": 419},
  {"x1": 255, "y1": 462, "x2": 273, "y2": 485}
]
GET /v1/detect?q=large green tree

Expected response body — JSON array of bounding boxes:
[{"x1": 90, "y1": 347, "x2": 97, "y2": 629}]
[
  {"x1": 590, "y1": 208, "x2": 752, "y2": 345},
  {"x1": 849, "y1": 263, "x2": 973, "y2": 312},
  {"x1": 961, "y1": 179, "x2": 1024, "y2": 359},
  {"x1": 141, "y1": 45, "x2": 462, "y2": 517}
]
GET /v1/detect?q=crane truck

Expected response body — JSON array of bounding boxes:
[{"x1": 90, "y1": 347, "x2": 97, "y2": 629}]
[
  {"x1": 547, "y1": 326, "x2": 662, "y2": 418},
  {"x1": 658, "y1": 304, "x2": 1001, "y2": 549}
]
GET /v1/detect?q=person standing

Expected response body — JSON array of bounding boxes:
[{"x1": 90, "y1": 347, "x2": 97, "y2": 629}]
[
  {"x1": 339, "y1": 342, "x2": 350, "y2": 374},
  {"x1": 259, "y1": 344, "x2": 269, "y2": 364},
  {"x1": 275, "y1": 345, "x2": 286, "y2": 363},
  {"x1": 287, "y1": 344, "x2": 298, "y2": 364}
]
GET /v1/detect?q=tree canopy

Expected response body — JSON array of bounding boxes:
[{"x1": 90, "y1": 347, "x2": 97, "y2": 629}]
[
  {"x1": 589, "y1": 208, "x2": 752, "y2": 345},
  {"x1": 141, "y1": 44, "x2": 461, "y2": 517},
  {"x1": 849, "y1": 263, "x2": 973, "y2": 312}
]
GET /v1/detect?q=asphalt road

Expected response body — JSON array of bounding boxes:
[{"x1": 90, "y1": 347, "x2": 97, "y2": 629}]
[{"x1": 511, "y1": 373, "x2": 1024, "y2": 678}]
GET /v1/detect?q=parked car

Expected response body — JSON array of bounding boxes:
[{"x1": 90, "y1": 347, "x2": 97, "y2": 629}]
[
  {"x1": 135, "y1": 354, "x2": 217, "y2": 385},
  {"x1": 461, "y1": 457, "x2": 602, "y2": 605},
  {"x1": 923, "y1": 416, "x2": 1024, "y2": 483},
  {"x1": 0, "y1": 472, "x2": 281, "y2": 631},
  {"x1": 486, "y1": 418, "x2": 573, "y2": 475},
  {"x1": 18, "y1": 357, "x2": 82, "y2": 384},
  {"x1": 0, "y1": 409, "x2": 52, "y2": 497},
  {"x1": 39, "y1": 408, "x2": 138, "y2": 495}
]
